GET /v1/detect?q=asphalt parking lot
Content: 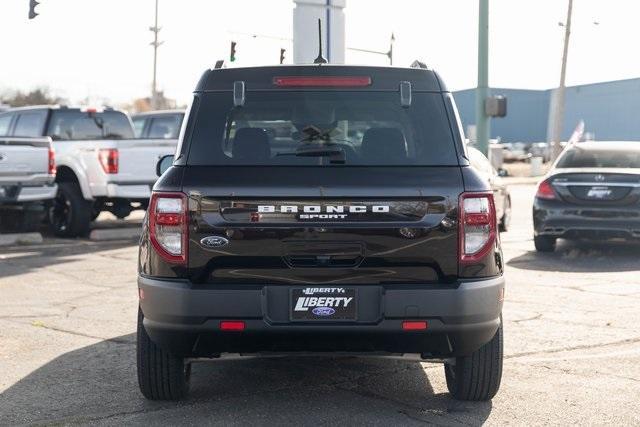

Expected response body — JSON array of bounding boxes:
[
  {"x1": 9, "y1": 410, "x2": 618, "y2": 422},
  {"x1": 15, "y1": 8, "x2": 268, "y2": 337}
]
[{"x1": 1, "y1": 183, "x2": 639, "y2": 426}]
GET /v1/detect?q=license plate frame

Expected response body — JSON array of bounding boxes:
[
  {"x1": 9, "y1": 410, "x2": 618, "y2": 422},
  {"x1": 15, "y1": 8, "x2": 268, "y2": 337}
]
[{"x1": 290, "y1": 287, "x2": 357, "y2": 321}]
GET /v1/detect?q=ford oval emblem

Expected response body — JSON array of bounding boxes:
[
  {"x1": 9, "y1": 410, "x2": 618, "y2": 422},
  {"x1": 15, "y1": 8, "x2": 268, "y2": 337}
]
[
  {"x1": 312, "y1": 307, "x2": 336, "y2": 317},
  {"x1": 200, "y1": 236, "x2": 229, "y2": 248}
]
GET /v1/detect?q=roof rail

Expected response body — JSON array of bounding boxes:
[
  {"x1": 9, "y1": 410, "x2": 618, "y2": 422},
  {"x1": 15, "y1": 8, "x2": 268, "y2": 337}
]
[
  {"x1": 410, "y1": 60, "x2": 428, "y2": 69},
  {"x1": 214, "y1": 60, "x2": 225, "y2": 69}
]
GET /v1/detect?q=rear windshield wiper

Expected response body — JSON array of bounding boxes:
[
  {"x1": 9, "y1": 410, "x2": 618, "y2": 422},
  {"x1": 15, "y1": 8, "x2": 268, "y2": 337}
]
[{"x1": 276, "y1": 144, "x2": 346, "y2": 164}]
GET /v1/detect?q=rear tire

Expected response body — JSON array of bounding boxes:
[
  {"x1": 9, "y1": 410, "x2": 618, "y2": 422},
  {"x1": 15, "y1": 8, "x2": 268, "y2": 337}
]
[
  {"x1": 445, "y1": 319, "x2": 503, "y2": 401},
  {"x1": 48, "y1": 182, "x2": 92, "y2": 237},
  {"x1": 534, "y1": 235, "x2": 556, "y2": 252},
  {"x1": 137, "y1": 308, "x2": 191, "y2": 401}
]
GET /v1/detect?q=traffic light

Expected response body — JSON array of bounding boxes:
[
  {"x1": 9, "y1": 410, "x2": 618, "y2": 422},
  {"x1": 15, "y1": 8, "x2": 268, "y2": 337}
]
[
  {"x1": 28, "y1": 0, "x2": 39, "y2": 19},
  {"x1": 279, "y1": 48, "x2": 286, "y2": 64},
  {"x1": 230, "y1": 41, "x2": 237, "y2": 62}
]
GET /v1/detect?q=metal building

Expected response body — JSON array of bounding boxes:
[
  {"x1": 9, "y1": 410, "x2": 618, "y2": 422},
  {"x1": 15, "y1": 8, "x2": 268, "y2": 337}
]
[{"x1": 453, "y1": 77, "x2": 640, "y2": 143}]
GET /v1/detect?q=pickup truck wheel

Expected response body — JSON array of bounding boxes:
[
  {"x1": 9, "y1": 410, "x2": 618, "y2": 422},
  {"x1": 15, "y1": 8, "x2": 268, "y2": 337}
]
[
  {"x1": 137, "y1": 308, "x2": 190, "y2": 400},
  {"x1": 444, "y1": 319, "x2": 503, "y2": 401},
  {"x1": 48, "y1": 182, "x2": 92, "y2": 237},
  {"x1": 534, "y1": 235, "x2": 556, "y2": 252}
]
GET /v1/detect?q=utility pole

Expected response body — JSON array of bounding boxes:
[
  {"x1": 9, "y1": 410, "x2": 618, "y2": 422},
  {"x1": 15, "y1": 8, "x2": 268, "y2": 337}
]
[
  {"x1": 388, "y1": 33, "x2": 395, "y2": 65},
  {"x1": 149, "y1": 0, "x2": 163, "y2": 109},
  {"x1": 476, "y1": 0, "x2": 490, "y2": 156},
  {"x1": 551, "y1": 0, "x2": 573, "y2": 161}
]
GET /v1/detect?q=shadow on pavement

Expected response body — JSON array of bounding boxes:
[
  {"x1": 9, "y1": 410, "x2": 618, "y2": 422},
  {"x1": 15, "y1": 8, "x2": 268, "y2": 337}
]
[
  {"x1": 0, "y1": 333, "x2": 493, "y2": 425},
  {"x1": 507, "y1": 239, "x2": 640, "y2": 273},
  {"x1": 0, "y1": 240, "x2": 137, "y2": 280}
]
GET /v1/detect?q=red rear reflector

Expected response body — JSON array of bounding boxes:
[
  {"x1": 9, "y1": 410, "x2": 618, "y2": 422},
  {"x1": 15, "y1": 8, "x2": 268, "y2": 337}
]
[
  {"x1": 138, "y1": 288, "x2": 145, "y2": 300},
  {"x1": 273, "y1": 76, "x2": 372, "y2": 87},
  {"x1": 220, "y1": 321, "x2": 245, "y2": 331},
  {"x1": 402, "y1": 321, "x2": 428, "y2": 331},
  {"x1": 536, "y1": 180, "x2": 556, "y2": 200}
]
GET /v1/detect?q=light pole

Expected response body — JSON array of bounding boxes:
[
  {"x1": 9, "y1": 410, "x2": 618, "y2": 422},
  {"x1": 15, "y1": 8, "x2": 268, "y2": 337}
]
[
  {"x1": 476, "y1": 0, "x2": 490, "y2": 156},
  {"x1": 550, "y1": 0, "x2": 573, "y2": 161},
  {"x1": 149, "y1": 0, "x2": 163, "y2": 109}
]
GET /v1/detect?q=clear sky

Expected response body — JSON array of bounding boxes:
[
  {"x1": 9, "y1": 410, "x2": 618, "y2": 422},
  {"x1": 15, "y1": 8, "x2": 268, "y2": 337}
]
[{"x1": 1, "y1": 0, "x2": 638, "y2": 106}]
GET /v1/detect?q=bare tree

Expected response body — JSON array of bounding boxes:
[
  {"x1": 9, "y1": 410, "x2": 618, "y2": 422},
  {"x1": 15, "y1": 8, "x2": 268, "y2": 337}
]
[{"x1": 1, "y1": 87, "x2": 64, "y2": 107}]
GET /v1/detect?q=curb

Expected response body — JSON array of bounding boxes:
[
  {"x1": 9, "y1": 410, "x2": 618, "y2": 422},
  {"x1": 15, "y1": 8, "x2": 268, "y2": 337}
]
[
  {"x1": 89, "y1": 228, "x2": 141, "y2": 242},
  {"x1": 0, "y1": 232, "x2": 44, "y2": 246}
]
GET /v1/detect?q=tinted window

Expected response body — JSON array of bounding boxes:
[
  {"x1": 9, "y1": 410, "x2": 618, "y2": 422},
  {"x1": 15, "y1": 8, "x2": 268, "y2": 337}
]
[
  {"x1": 47, "y1": 110, "x2": 134, "y2": 140},
  {"x1": 187, "y1": 91, "x2": 458, "y2": 166},
  {"x1": 13, "y1": 111, "x2": 47, "y2": 137},
  {"x1": 0, "y1": 113, "x2": 13, "y2": 136},
  {"x1": 557, "y1": 148, "x2": 640, "y2": 169},
  {"x1": 132, "y1": 117, "x2": 146, "y2": 138},
  {"x1": 148, "y1": 114, "x2": 183, "y2": 139}
]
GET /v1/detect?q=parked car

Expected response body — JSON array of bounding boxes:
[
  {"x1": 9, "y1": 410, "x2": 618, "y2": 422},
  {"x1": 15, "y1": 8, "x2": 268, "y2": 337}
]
[
  {"x1": 528, "y1": 142, "x2": 551, "y2": 163},
  {"x1": 0, "y1": 136, "x2": 56, "y2": 232},
  {"x1": 501, "y1": 142, "x2": 531, "y2": 162},
  {"x1": 467, "y1": 146, "x2": 511, "y2": 231},
  {"x1": 0, "y1": 106, "x2": 177, "y2": 237},
  {"x1": 533, "y1": 141, "x2": 640, "y2": 252},
  {"x1": 137, "y1": 64, "x2": 505, "y2": 402},
  {"x1": 131, "y1": 110, "x2": 184, "y2": 139}
]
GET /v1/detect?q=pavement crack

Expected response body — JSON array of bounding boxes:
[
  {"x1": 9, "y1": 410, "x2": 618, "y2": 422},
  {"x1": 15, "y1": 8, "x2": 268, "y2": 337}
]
[
  {"x1": 512, "y1": 313, "x2": 542, "y2": 323},
  {"x1": 25, "y1": 321, "x2": 134, "y2": 346},
  {"x1": 506, "y1": 336, "x2": 640, "y2": 359}
]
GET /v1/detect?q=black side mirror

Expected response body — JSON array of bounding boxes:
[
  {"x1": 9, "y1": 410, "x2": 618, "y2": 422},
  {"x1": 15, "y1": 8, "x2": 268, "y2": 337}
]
[
  {"x1": 497, "y1": 168, "x2": 509, "y2": 177},
  {"x1": 156, "y1": 154, "x2": 174, "y2": 177}
]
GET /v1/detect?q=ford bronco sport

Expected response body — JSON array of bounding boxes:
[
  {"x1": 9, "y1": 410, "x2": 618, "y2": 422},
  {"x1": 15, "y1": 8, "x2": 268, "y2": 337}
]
[{"x1": 137, "y1": 64, "x2": 505, "y2": 401}]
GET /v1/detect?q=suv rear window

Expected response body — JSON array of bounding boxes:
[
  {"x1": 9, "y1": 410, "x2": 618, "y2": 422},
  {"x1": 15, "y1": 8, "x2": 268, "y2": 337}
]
[
  {"x1": 557, "y1": 148, "x2": 640, "y2": 169},
  {"x1": 47, "y1": 110, "x2": 134, "y2": 140},
  {"x1": 186, "y1": 91, "x2": 458, "y2": 166}
]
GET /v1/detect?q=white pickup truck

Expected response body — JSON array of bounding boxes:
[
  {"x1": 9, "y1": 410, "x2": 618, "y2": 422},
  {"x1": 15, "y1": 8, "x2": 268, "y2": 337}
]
[
  {"x1": 0, "y1": 136, "x2": 57, "y2": 232},
  {"x1": 0, "y1": 106, "x2": 177, "y2": 237}
]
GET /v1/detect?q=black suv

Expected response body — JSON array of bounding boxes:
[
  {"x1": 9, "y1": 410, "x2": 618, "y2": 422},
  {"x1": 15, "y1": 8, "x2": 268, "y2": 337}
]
[{"x1": 137, "y1": 65, "x2": 505, "y2": 401}]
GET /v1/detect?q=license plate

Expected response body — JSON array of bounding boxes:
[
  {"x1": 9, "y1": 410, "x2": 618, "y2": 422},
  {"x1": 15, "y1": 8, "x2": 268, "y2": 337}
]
[
  {"x1": 291, "y1": 287, "x2": 357, "y2": 321},
  {"x1": 587, "y1": 186, "x2": 612, "y2": 199}
]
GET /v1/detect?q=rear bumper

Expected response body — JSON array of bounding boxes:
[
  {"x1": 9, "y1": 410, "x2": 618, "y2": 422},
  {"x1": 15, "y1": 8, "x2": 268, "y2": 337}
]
[
  {"x1": 89, "y1": 183, "x2": 152, "y2": 200},
  {"x1": 138, "y1": 275, "x2": 505, "y2": 358},
  {"x1": 533, "y1": 198, "x2": 640, "y2": 239},
  {"x1": 0, "y1": 183, "x2": 57, "y2": 202}
]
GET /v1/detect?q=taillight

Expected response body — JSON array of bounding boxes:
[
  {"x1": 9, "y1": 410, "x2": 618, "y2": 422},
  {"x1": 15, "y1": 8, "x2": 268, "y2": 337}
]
[
  {"x1": 149, "y1": 192, "x2": 188, "y2": 264},
  {"x1": 98, "y1": 149, "x2": 119, "y2": 174},
  {"x1": 536, "y1": 180, "x2": 556, "y2": 200},
  {"x1": 459, "y1": 192, "x2": 497, "y2": 264},
  {"x1": 48, "y1": 148, "x2": 56, "y2": 175}
]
